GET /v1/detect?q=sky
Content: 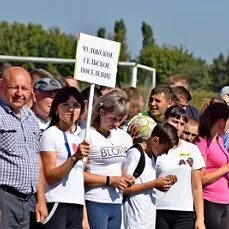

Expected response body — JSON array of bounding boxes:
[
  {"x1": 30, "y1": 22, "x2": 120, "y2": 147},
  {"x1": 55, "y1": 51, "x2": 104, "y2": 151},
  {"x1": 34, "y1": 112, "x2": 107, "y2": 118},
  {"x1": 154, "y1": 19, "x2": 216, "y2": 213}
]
[{"x1": 1, "y1": 0, "x2": 229, "y2": 63}]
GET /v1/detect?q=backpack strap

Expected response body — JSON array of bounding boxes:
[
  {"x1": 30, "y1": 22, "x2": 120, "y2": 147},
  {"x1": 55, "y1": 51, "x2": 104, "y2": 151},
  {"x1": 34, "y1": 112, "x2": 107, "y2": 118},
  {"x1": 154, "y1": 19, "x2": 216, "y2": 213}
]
[
  {"x1": 131, "y1": 143, "x2": 146, "y2": 178},
  {"x1": 123, "y1": 143, "x2": 146, "y2": 204}
]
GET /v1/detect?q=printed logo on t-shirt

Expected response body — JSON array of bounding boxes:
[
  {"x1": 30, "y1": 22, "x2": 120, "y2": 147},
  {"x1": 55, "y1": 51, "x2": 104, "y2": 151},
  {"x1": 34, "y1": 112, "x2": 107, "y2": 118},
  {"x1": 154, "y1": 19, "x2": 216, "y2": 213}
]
[
  {"x1": 101, "y1": 146, "x2": 126, "y2": 159},
  {"x1": 72, "y1": 143, "x2": 78, "y2": 153},
  {"x1": 74, "y1": 163, "x2": 84, "y2": 170},
  {"x1": 178, "y1": 152, "x2": 193, "y2": 167}
]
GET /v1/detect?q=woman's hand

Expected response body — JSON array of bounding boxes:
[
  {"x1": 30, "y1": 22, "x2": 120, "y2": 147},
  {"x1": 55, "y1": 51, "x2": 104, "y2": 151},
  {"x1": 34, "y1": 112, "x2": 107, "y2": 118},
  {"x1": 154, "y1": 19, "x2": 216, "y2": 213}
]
[
  {"x1": 73, "y1": 140, "x2": 90, "y2": 161},
  {"x1": 195, "y1": 218, "x2": 205, "y2": 229}
]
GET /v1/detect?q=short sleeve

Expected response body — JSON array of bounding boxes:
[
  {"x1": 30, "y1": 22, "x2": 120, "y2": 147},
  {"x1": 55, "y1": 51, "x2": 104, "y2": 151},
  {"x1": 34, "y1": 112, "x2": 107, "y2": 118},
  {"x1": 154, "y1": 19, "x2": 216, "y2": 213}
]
[
  {"x1": 191, "y1": 144, "x2": 205, "y2": 170},
  {"x1": 122, "y1": 147, "x2": 141, "y2": 175},
  {"x1": 40, "y1": 129, "x2": 56, "y2": 152}
]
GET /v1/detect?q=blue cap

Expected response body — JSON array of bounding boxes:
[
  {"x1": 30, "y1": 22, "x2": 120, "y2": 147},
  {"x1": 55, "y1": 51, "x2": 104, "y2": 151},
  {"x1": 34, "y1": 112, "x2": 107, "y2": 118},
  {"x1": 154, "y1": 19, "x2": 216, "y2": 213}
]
[{"x1": 34, "y1": 78, "x2": 63, "y2": 91}]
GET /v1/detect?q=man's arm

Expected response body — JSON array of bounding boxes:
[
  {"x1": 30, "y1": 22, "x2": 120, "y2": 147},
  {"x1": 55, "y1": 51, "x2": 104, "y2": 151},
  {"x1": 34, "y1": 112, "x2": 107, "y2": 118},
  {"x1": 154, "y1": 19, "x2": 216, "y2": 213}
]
[{"x1": 35, "y1": 156, "x2": 48, "y2": 223}]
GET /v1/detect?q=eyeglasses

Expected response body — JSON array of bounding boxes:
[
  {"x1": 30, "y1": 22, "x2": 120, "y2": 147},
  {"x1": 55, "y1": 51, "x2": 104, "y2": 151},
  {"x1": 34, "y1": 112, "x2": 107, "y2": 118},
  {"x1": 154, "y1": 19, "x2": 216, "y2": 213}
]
[
  {"x1": 183, "y1": 131, "x2": 197, "y2": 137},
  {"x1": 59, "y1": 102, "x2": 81, "y2": 110}
]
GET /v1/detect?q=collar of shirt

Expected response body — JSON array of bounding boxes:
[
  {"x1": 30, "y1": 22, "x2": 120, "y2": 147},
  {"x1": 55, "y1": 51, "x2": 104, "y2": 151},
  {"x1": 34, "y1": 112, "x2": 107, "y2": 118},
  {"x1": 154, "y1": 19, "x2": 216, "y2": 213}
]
[{"x1": 0, "y1": 97, "x2": 33, "y2": 121}]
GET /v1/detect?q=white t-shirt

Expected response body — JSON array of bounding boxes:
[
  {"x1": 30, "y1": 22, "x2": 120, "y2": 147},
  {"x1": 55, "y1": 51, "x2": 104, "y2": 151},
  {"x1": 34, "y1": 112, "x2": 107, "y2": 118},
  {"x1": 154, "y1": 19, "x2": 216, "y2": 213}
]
[
  {"x1": 36, "y1": 117, "x2": 51, "y2": 132},
  {"x1": 40, "y1": 126, "x2": 84, "y2": 205},
  {"x1": 85, "y1": 127, "x2": 133, "y2": 204},
  {"x1": 156, "y1": 139, "x2": 205, "y2": 211},
  {"x1": 122, "y1": 147, "x2": 157, "y2": 229}
]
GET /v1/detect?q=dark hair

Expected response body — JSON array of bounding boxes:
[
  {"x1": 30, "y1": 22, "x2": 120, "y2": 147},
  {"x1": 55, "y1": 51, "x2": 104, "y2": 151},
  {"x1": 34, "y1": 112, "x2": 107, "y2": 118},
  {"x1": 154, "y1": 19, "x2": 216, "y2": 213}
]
[
  {"x1": 150, "y1": 84, "x2": 177, "y2": 102},
  {"x1": 199, "y1": 102, "x2": 229, "y2": 139},
  {"x1": 81, "y1": 86, "x2": 102, "y2": 102},
  {"x1": 151, "y1": 122, "x2": 179, "y2": 148},
  {"x1": 49, "y1": 87, "x2": 85, "y2": 126},
  {"x1": 172, "y1": 86, "x2": 192, "y2": 102},
  {"x1": 164, "y1": 105, "x2": 188, "y2": 123}
]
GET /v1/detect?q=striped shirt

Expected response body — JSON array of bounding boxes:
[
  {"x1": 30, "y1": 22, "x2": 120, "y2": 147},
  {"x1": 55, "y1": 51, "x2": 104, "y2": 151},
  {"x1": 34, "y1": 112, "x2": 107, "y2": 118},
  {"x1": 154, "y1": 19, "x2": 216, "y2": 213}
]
[{"x1": 0, "y1": 98, "x2": 40, "y2": 194}]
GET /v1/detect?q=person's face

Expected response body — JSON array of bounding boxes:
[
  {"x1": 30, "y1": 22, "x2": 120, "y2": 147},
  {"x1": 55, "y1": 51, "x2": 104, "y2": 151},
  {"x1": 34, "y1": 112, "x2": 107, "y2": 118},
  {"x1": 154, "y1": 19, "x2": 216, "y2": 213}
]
[
  {"x1": 148, "y1": 93, "x2": 172, "y2": 121},
  {"x1": 178, "y1": 97, "x2": 189, "y2": 110},
  {"x1": 33, "y1": 90, "x2": 58, "y2": 118},
  {"x1": 1, "y1": 69, "x2": 32, "y2": 111},
  {"x1": 181, "y1": 124, "x2": 198, "y2": 142},
  {"x1": 129, "y1": 98, "x2": 145, "y2": 119},
  {"x1": 150, "y1": 137, "x2": 172, "y2": 156},
  {"x1": 217, "y1": 118, "x2": 227, "y2": 135},
  {"x1": 57, "y1": 96, "x2": 81, "y2": 124},
  {"x1": 100, "y1": 110, "x2": 124, "y2": 131},
  {"x1": 167, "y1": 116, "x2": 186, "y2": 137}
]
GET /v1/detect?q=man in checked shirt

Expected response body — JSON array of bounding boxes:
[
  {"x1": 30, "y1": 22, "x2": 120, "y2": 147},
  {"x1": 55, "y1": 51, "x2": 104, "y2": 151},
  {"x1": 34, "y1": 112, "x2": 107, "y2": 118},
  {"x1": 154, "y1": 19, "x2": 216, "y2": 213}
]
[{"x1": 0, "y1": 66, "x2": 47, "y2": 228}]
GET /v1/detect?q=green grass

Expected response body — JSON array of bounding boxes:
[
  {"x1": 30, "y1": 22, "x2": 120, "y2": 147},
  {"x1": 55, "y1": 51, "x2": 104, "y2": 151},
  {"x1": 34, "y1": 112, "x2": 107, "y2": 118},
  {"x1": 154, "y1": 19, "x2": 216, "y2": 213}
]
[{"x1": 191, "y1": 90, "x2": 216, "y2": 109}]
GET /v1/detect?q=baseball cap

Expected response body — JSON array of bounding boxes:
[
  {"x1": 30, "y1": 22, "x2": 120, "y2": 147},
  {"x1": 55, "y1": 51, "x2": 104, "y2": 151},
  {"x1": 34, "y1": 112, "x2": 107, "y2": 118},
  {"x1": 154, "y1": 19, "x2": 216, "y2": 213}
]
[
  {"x1": 219, "y1": 86, "x2": 229, "y2": 96},
  {"x1": 34, "y1": 78, "x2": 63, "y2": 91}
]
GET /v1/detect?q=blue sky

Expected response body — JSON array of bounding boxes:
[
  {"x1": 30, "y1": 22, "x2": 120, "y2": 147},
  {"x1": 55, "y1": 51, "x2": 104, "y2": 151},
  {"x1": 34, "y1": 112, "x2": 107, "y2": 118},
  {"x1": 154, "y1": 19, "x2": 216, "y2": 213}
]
[{"x1": 1, "y1": 0, "x2": 229, "y2": 63}]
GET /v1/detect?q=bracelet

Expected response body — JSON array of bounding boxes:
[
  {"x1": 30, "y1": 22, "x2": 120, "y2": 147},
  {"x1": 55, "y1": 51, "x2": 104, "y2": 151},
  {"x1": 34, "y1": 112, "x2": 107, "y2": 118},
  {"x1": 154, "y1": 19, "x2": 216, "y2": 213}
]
[
  {"x1": 70, "y1": 155, "x2": 77, "y2": 162},
  {"x1": 105, "y1": 176, "x2": 110, "y2": 186}
]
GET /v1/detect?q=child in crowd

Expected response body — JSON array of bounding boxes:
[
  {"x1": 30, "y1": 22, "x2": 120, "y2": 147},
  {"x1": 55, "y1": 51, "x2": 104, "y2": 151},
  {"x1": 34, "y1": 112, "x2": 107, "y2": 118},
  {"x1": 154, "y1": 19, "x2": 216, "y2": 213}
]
[
  {"x1": 156, "y1": 105, "x2": 205, "y2": 229},
  {"x1": 181, "y1": 118, "x2": 199, "y2": 143},
  {"x1": 122, "y1": 122, "x2": 179, "y2": 229},
  {"x1": 172, "y1": 86, "x2": 199, "y2": 121}
]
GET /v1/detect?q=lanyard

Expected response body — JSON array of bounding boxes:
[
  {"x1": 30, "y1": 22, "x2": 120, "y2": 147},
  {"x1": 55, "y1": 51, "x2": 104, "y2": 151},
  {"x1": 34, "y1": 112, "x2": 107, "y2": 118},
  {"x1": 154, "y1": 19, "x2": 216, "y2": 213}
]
[{"x1": 63, "y1": 132, "x2": 72, "y2": 158}]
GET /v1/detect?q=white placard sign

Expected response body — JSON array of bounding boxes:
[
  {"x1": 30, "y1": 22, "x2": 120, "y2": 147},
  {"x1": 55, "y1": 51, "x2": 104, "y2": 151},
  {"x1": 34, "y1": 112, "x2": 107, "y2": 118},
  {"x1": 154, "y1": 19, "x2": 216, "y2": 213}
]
[{"x1": 74, "y1": 33, "x2": 121, "y2": 88}]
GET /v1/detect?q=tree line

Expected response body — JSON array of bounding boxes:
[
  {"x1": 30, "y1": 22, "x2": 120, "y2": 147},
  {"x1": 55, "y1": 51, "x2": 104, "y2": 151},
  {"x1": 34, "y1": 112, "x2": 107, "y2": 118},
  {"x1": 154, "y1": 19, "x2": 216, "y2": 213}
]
[{"x1": 0, "y1": 20, "x2": 228, "y2": 91}]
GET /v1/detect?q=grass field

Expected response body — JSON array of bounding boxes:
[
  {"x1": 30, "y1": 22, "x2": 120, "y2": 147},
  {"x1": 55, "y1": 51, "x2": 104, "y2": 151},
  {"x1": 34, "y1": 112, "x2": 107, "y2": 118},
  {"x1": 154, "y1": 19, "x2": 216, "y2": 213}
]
[{"x1": 191, "y1": 90, "x2": 216, "y2": 109}]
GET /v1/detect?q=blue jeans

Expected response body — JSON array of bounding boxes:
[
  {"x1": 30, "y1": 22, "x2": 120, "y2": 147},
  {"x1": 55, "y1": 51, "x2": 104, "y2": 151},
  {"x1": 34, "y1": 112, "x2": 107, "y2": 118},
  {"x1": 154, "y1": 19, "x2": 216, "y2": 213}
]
[{"x1": 86, "y1": 200, "x2": 122, "y2": 229}]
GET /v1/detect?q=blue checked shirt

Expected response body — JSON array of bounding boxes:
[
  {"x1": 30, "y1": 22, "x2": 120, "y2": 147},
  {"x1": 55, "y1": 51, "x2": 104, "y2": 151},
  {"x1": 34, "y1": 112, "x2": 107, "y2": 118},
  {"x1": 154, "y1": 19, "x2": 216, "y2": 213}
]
[{"x1": 0, "y1": 98, "x2": 40, "y2": 194}]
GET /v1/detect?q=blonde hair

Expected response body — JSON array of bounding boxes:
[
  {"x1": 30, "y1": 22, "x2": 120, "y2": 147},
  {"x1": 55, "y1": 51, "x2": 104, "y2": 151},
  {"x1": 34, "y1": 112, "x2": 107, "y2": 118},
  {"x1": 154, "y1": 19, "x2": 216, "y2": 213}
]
[
  {"x1": 168, "y1": 74, "x2": 189, "y2": 89},
  {"x1": 91, "y1": 88, "x2": 129, "y2": 130}
]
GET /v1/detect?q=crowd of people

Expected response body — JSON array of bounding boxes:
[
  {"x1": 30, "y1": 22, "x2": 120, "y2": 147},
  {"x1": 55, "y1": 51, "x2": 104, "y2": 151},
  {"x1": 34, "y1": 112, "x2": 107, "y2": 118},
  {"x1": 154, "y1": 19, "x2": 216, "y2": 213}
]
[{"x1": 0, "y1": 62, "x2": 228, "y2": 229}]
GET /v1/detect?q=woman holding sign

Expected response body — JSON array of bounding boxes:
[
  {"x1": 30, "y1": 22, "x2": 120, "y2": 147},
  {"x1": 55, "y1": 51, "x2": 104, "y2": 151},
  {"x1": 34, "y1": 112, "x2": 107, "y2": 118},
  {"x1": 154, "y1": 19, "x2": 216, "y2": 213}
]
[
  {"x1": 83, "y1": 88, "x2": 134, "y2": 229},
  {"x1": 40, "y1": 87, "x2": 90, "y2": 229}
]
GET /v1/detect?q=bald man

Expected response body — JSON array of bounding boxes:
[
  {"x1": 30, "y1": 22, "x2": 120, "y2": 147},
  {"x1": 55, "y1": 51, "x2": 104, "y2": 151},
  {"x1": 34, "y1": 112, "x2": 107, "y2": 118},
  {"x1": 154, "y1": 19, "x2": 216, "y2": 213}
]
[{"x1": 0, "y1": 67, "x2": 47, "y2": 228}]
